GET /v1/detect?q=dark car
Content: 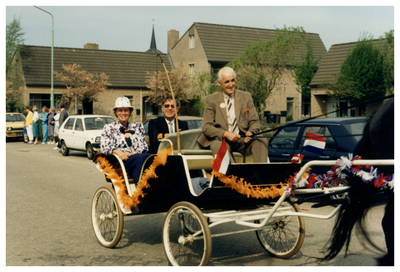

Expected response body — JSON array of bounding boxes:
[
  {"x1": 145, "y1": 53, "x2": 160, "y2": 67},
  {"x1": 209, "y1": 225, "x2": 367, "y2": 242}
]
[{"x1": 268, "y1": 117, "x2": 367, "y2": 163}]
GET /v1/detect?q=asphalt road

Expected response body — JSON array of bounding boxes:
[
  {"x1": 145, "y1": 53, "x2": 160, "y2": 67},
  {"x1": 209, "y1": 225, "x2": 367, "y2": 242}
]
[{"x1": 6, "y1": 139, "x2": 388, "y2": 266}]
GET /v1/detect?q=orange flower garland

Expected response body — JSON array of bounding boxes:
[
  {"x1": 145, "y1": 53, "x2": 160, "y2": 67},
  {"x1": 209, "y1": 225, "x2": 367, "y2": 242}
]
[
  {"x1": 212, "y1": 170, "x2": 287, "y2": 199},
  {"x1": 95, "y1": 147, "x2": 173, "y2": 209}
]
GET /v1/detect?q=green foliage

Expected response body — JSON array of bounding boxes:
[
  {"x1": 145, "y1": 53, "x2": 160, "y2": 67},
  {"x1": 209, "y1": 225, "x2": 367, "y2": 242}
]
[
  {"x1": 229, "y1": 26, "x2": 308, "y2": 116},
  {"x1": 6, "y1": 16, "x2": 26, "y2": 112},
  {"x1": 339, "y1": 35, "x2": 387, "y2": 103},
  {"x1": 380, "y1": 30, "x2": 394, "y2": 93},
  {"x1": 6, "y1": 16, "x2": 25, "y2": 73},
  {"x1": 285, "y1": 114, "x2": 293, "y2": 121},
  {"x1": 191, "y1": 70, "x2": 220, "y2": 116},
  {"x1": 293, "y1": 38, "x2": 320, "y2": 97},
  {"x1": 323, "y1": 32, "x2": 393, "y2": 105}
]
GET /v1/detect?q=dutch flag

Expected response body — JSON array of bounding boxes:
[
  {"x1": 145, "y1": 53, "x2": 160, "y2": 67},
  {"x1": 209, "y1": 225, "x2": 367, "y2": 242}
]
[
  {"x1": 303, "y1": 132, "x2": 326, "y2": 155},
  {"x1": 212, "y1": 139, "x2": 231, "y2": 175}
]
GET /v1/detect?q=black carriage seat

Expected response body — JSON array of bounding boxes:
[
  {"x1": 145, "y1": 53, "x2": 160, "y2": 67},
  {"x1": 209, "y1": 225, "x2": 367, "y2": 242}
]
[{"x1": 157, "y1": 129, "x2": 246, "y2": 197}]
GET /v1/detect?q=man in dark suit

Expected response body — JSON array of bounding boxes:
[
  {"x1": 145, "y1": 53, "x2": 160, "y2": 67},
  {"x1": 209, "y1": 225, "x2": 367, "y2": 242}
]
[
  {"x1": 55, "y1": 102, "x2": 70, "y2": 150},
  {"x1": 58, "y1": 102, "x2": 69, "y2": 127},
  {"x1": 148, "y1": 95, "x2": 189, "y2": 154},
  {"x1": 197, "y1": 67, "x2": 269, "y2": 162}
]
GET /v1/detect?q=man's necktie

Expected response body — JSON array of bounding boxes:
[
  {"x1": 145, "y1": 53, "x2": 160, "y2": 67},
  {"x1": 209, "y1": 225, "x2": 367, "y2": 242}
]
[
  {"x1": 227, "y1": 97, "x2": 238, "y2": 133},
  {"x1": 169, "y1": 121, "x2": 175, "y2": 133}
]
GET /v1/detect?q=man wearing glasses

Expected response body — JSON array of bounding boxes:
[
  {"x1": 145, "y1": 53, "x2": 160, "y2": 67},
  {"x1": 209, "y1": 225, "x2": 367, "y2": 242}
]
[{"x1": 148, "y1": 95, "x2": 189, "y2": 153}]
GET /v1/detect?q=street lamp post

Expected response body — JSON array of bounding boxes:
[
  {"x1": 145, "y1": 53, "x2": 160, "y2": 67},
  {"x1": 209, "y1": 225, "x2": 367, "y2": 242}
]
[{"x1": 34, "y1": 6, "x2": 54, "y2": 108}]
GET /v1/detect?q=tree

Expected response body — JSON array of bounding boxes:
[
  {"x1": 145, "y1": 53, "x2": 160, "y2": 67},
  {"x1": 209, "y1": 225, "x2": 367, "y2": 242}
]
[
  {"x1": 54, "y1": 64, "x2": 111, "y2": 113},
  {"x1": 6, "y1": 81, "x2": 24, "y2": 112},
  {"x1": 293, "y1": 38, "x2": 320, "y2": 97},
  {"x1": 322, "y1": 73, "x2": 355, "y2": 112},
  {"x1": 229, "y1": 26, "x2": 308, "y2": 116},
  {"x1": 191, "y1": 70, "x2": 220, "y2": 115},
  {"x1": 6, "y1": 16, "x2": 25, "y2": 73},
  {"x1": 145, "y1": 63, "x2": 192, "y2": 106},
  {"x1": 6, "y1": 16, "x2": 26, "y2": 112},
  {"x1": 336, "y1": 35, "x2": 387, "y2": 104},
  {"x1": 380, "y1": 30, "x2": 394, "y2": 93}
]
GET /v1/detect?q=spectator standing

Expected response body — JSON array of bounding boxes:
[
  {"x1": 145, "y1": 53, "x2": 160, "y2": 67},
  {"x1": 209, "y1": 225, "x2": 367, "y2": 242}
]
[
  {"x1": 32, "y1": 105, "x2": 40, "y2": 145},
  {"x1": 53, "y1": 108, "x2": 60, "y2": 150},
  {"x1": 25, "y1": 106, "x2": 33, "y2": 144},
  {"x1": 40, "y1": 106, "x2": 49, "y2": 144},
  {"x1": 47, "y1": 107, "x2": 56, "y2": 144},
  {"x1": 55, "y1": 103, "x2": 69, "y2": 149},
  {"x1": 23, "y1": 122, "x2": 28, "y2": 143}
]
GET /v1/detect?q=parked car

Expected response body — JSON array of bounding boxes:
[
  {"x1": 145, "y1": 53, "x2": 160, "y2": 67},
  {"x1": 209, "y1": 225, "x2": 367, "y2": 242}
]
[
  {"x1": 143, "y1": 116, "x2": 203, "y2": 147},
  {"x1": 6, "y1": 113, "x2": 26, "y2": 140},
  {"x1": 58, "y1": 115, "x2": 115, "y2": 159},
  {"x1": 268, "y1": 117, "x2": 367, "y2": 164}
]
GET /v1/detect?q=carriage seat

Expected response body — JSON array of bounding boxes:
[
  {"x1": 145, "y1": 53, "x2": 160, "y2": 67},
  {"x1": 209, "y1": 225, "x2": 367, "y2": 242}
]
[
  {"x1": 157, "y1": 129, "x2": 212, "y2": 155},
  {"x1": 157, "y1": 128, "x2": 244, "y2": 159}
]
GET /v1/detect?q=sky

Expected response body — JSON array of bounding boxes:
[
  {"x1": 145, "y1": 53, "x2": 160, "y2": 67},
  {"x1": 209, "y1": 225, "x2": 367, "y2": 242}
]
[{"x1": 4, "y1": 2, "x2": 396, "y2": 54}]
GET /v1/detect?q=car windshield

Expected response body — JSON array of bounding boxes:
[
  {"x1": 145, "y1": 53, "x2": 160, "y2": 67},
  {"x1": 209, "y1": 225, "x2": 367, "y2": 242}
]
[
  {"x1": 6, "y1": 114, "x2": 26, "y2": 122},
  {"x1": 85, "y1": 117, "x2": 114, "y2": 130},
  {"x1": 269, "y1": 126, "x2": 301, "y2": 149},
  {"x1": 186, "y1": 120, "x2": 202, "y2": 130},
  {"x1": 343, "y1": 121, "x2": 366, "y2": 142}
]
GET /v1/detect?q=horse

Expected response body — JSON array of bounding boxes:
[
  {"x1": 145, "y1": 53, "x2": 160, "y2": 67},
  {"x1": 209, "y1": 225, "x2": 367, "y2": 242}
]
[{"x1": 323, "y1": 98, "x2": 394, "y2": 265}]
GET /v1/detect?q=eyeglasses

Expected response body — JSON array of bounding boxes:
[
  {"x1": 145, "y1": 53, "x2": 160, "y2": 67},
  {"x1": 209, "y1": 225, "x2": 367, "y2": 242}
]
[{"x1": 163, "y1": 104, "x2": 175, "y2": 109}]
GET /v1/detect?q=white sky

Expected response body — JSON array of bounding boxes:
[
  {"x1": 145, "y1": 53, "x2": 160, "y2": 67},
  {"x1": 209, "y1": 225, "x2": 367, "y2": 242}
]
[{"x1": 4, "y1": 2, "x2": 396, "y2": 54}]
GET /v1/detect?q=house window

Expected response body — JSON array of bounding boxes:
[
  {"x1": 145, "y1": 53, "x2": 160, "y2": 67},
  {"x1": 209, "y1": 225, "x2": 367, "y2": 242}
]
[
  {"x1": 143, "y1": 96, "x2": 158, "y2": 117},
  {"x1": 189, "y1": 35, "x2": 195, "y2": 49},
  {"x1": 189, "y1": 64, "x2": 195, "y2": 76}
]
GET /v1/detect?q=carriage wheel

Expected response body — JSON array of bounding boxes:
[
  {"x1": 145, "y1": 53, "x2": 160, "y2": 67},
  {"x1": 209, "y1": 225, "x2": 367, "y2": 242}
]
[
  {"x1": 256, "y1": 201, "x2": 305, "y2": 258},
  {"x1": 163, "y1": 202, "x2": 212, "y2": 266},
  {"x1": 91, "y1": 186, "x2": 124, "y2": 248}
]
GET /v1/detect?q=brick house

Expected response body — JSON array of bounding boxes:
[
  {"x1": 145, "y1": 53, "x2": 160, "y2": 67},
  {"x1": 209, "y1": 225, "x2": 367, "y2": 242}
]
[
  {"x1": 168, "y1": 22, "x2": 327, "y2": 122},
  {"x1": 14, "y1": 38, "x2": 172, "y2": 123},
  {"x1": 310, "y1": 40, "x2": 385, "y2": 117}
]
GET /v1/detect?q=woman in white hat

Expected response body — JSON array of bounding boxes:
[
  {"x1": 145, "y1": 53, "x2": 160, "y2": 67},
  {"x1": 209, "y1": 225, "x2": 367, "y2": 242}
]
[{"x1": 101, "y1": 97, "x2": 151, "y2": 183}]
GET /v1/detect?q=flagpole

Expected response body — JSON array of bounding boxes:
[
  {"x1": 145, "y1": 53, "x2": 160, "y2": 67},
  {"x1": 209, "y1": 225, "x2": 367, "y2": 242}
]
[{"x1": 156, "y1": 54, "x2": 181, "y2": 154}]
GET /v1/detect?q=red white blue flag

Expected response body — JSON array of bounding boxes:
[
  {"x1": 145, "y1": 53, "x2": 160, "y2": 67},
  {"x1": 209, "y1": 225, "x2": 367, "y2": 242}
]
[
  {"x1": 212, "y1": 139, "x2": 231, "y2": 175},
  {"x1": 303, "y1": 132, "x2": 326, "y2": 155},
  {"x1": 291, "y1": 153, "x2": 304, "y2": 164}
]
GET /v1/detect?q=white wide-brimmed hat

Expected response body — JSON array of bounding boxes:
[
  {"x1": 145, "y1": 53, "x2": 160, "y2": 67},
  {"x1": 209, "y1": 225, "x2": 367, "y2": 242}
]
[{"x1": 113, "y1": 97, "x2": 133, "y2": 110}]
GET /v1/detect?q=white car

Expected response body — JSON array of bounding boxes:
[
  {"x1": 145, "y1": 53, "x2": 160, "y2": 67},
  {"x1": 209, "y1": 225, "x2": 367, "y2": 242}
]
[{"x1": 58, "y1": 115, "x2": 115, "y2": 159}]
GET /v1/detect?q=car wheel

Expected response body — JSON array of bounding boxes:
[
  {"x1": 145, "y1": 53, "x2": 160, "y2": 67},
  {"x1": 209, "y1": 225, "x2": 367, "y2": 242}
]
[
  {"x1": 86, "y1": 143, "x2": 94, "y2": 160},
  {"x1": 61, "y1": 141, "x2": 69, "y2": 156}
]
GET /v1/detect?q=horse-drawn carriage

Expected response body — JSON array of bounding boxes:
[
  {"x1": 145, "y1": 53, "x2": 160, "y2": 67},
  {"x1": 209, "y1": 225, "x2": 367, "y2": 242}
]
[{"x1": 91, "y1": 128, "x2": 393, "y2": 266}]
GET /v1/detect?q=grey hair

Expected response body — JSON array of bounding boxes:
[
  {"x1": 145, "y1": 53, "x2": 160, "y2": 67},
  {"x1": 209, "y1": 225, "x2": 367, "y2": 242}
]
[
  {"x1": 217, "y1": 67, "x2": 236, "y2": 82},
  {"x1": 50, "y1": 107, "x2": 55, "y2": 112}
]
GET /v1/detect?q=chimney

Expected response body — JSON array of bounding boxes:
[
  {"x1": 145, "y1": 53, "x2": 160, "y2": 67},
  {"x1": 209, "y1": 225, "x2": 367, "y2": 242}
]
[
  {"x1": 84, "y1": 43, "x2": 99, "y2": 49},
  {"x1": 168, "y1": 29, "x2": 179, "y2": 52}
]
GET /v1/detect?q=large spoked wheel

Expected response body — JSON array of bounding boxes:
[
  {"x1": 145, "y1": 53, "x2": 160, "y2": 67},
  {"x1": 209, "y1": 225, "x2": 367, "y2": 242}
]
[
  {"x1": 91, "y1": 186, "x2": 124, "y2": 248},
  {"x1": 256, "y1": 201, "x2": 305, "y2": 258},
  {"x1": 163, "y1": 202, "x2": 212, "y2": 266}
]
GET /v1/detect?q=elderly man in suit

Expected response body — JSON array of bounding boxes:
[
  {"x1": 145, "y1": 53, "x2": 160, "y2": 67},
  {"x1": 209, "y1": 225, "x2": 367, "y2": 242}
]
[
  {"x1": 148, "y1": 95, "x2": 189, "y2": 154},
  {"x1": 197, "y1": 67, "x2": 269, "y2": 162}
]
